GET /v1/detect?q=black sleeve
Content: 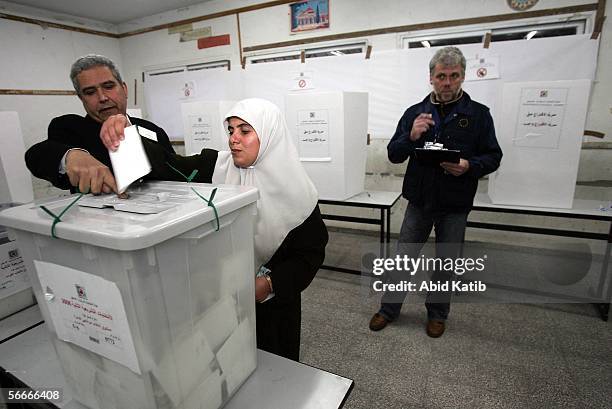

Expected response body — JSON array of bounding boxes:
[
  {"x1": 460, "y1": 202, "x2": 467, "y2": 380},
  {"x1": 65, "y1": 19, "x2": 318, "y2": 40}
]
[
  {"x1": 153, "y1": 125, "x2": 175, "y2": 154},
  {"x1": 24, "y1": 117, "x2": 77, "y2": 190},
  {"x1": 387, "y1": 107, "x2": 421, "y2": 164},
  {"x1": 265, "y1": 205, "x2": 328, "y2": 302},
  {"x1": 142, "y1": 138, "x2": 218, "y2": 183}
]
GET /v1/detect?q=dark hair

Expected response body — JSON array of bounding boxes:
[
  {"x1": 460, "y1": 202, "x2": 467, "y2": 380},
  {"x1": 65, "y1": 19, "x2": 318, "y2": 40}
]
[{"x1": 70, "y1": 54, "x2": 123, "y2": 94}]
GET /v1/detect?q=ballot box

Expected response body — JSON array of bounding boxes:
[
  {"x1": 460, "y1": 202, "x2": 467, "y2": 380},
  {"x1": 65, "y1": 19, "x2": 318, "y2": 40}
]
[
  {"x1": 285, "y1": 91, "x2": 368, "y2": 200},
  {"x1": 0, "y1": 181, "x2": 259, "y2": 409},
  {"x1": 181, "y1": 100, "x2": 236, "y2": 154}
]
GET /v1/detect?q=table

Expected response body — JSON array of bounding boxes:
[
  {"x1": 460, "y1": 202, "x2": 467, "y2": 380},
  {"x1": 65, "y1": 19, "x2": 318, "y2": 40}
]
[
  {"x1": 319, "y1": 191, "x2": 401, "y2": 274},
  {"x1": 0, "y1": 308, "x2": 353, "y2": 409},
  {"x1": 471, "y1": 194, "x2": 612, "y2": 321},
  {"x1": 318, "y1": 191, "x2": 611, "y2": 321},
  {"x1": 0, "y1": 304, "x2": 42, "y2": 343}
]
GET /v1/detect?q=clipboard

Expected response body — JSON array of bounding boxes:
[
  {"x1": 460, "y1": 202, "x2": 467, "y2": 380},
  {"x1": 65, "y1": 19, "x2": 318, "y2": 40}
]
[{"x1": 414, "y1": 148, "x2": 461, "y2": 165}]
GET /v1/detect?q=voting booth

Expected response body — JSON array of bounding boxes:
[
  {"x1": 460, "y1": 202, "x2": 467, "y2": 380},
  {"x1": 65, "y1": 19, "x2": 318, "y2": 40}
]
[
  {"x1": 0, "y1": 181, "x2": 259, "y2": 409},
  {"x1": 285, "y1": 91, "x2": 368, "y2": 201},
  {"x1": 181, "y1": 100, "x2": 236, "y2": 154},
  {"x1": 0, "y1": 203, "x2": 35, "y2": 320},
  {"x1": 488, "y1": 80, "x2": 591, "y2": 209},
  {"x1": 0, "y1": 112, "x2": 35, "y2": 319}
]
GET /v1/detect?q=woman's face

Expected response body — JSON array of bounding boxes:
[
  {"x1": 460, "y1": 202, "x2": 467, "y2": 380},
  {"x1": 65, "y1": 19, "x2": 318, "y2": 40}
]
[{"x1": 227, "y1": 117, "x2": 260, "y2": 168}]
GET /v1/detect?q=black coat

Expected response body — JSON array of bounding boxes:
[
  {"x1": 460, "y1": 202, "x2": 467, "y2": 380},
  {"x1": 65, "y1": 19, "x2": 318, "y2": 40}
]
[
  {"x1": 388, "y1": 92, "x2": 502, "y2": 211},
  {"x1": 257, "y1": 205, "x2": 328, "y2": 361},
  {"x1": 25, "y1": 114, "x2": 175, "y2": 191}
]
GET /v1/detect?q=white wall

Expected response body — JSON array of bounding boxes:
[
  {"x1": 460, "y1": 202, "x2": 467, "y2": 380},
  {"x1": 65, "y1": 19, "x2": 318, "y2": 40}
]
[
  {"x1": 1, "y1": 0, "x2": 609, "y2": 203},
  {"x1": 119, "y1": 15, "x2": 237, "y2": 114},
  {"x1": 0, "y1": 16, "x2": 122, "y2": 198},
  {"x1": 115, "y1": 0, "x2": 609, "y2": 143}
]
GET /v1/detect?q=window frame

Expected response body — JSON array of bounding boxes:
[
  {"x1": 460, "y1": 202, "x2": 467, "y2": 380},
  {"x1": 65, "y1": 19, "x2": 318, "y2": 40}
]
[{"x1": 398, "y1": 14, "x2": 591, "y2": 49}]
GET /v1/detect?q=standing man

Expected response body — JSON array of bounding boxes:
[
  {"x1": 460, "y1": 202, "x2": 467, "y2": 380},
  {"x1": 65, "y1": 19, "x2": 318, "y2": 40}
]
[
  {"x1": 25, "y1": 54, "x2": 174, "y2": 194},
  {"x1": 369, "y1": 46, "x2": 502, "y2": 337}
]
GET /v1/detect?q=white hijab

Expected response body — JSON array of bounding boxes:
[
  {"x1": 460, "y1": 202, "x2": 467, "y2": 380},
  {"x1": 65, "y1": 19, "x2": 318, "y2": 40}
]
[{"x1": 212, "y1": 98, "x2": 318, "y2": 268}]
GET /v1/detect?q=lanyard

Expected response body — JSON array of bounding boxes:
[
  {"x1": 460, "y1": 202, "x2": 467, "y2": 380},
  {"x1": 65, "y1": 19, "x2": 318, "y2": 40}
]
[{"x1": 430, "y1": 104, "x2": 459, "y2": 144}]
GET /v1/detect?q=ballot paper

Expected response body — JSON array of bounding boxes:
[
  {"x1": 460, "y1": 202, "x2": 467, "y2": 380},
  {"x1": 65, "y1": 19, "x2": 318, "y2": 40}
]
[
  {"x1": 78, "y1": 191, "x2": 191, "y2": 214},
  {"x1": 109, "y1": 125, "x2": 151, "y2": 193}
]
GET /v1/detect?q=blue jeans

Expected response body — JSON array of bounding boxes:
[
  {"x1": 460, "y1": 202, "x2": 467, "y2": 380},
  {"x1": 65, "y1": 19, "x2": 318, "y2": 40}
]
[{"x1": 379, "y1": 203, "x2": 468, "y2": 321}]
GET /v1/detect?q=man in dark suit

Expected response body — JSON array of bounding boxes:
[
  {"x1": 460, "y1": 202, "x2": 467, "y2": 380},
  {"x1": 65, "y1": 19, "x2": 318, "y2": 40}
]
[{"x1": 25, "y1": 54, "x2": 174, "y2": 194}]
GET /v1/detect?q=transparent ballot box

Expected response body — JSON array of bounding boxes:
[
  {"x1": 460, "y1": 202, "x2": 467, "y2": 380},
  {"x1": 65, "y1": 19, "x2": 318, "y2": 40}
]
[{"x1": 0, "y1": 181, "x2": 259, "y2": 409}]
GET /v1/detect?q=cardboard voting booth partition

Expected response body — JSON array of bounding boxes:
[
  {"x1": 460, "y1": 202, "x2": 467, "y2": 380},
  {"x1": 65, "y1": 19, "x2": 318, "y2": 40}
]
[
  {"x1": 0, "y1": 112, "x2": 33, "y2": 205},
  {"x1": 488, "y1": 80, "x2": 591, "y2": 209},
  {"x1": 181, "y1": 100, "x2": 236, "y2": 154},
  {"x1": 0, "y1": 213, "x2": 34, "y2": 320},
  {"x1": 0, "y1": 182, "x2": 259, "y2": 409},
  {"x1": 285, "y1": 91, "x2": 368, "y2": 200},
  {"x1": 0, "y1": 112, "x2": 35, "y2": 319}
]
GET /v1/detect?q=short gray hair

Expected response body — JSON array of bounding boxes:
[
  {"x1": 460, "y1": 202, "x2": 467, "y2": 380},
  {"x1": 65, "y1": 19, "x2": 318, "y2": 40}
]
[
  {"x1": 429, "y1": 46, "x2": 466, "y2": 76},
  {"x1": 70, "y1": 54, "x2": 123, "y2": 94}
]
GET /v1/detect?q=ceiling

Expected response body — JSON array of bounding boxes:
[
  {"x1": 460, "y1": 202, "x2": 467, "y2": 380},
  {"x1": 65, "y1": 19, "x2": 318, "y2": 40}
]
[{"x1": 8, "y1": 0, "x2": 215, "y2": 25}]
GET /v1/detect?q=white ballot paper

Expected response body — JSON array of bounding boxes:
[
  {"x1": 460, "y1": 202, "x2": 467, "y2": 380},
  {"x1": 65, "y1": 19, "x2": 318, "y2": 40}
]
[
  {"x1": 78, "y1": 191, "x2": 190, "y2": 214},
  {"x1": 34, "y1": 260, "x2": 141, "y2": 374},
  {"x1": 109, "y1": 125, "x2": 152, "y2": 193}
]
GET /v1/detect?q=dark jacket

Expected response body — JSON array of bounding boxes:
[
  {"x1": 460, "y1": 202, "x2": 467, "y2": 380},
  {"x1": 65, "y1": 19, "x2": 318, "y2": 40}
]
[
  {"x1": 388, "y1": 92, "x2": 502, "y2": 211},
  {"x1": 25, "y1": 114, "x2": 175, "y2": 191},
  {"x1": 141, "y1": 138, "x2": 218, "y2": 183},
  {"x1": 257, "y1": 205, "x2": 328, "y2": 361}
]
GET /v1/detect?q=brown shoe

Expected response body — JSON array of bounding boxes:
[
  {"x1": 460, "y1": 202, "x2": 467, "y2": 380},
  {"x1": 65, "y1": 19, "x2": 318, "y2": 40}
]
[
  {"x1": 426, "y1": 320, "x2": 445, "y2": 338},
  {"x1": 369, "y1": 313, "x2": 389, "y2": 331}
]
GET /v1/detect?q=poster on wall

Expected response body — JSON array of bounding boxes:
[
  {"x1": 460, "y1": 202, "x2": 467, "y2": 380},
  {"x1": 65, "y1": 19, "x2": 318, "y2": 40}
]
[
  {"x1": 181, "y1": 80, "x2": 197, "y2": 99},
  {"x1": 291, "y1": 71, "x2": 315, "y2": 91},
  {"x1": 465, "y1": 55, "x2": 500, "y2": 81},
  {"x1": 296, "y1": 109, "x2": 331, "y2": 160},
  {"x1": 290, "y1": 0, "x2": 329, "y2": 33}
]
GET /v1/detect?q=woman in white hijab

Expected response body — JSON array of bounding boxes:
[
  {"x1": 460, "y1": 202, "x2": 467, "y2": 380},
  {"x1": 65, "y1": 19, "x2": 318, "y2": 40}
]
[{"x1": 102, "y1": 98, "x2": 328, "y2": 360}]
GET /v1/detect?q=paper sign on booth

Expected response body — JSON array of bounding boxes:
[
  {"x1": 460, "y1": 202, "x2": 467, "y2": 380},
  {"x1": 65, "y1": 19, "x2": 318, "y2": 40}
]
[
  {"x1": 297, "y1": 109, "x2": 331, "y2": 161},
  {"x1": 188, "y1": 114, "x2": 213, "y2": 152},
  {"x1": 0, "y1": 242, "x2": 30, "y2": 299}
]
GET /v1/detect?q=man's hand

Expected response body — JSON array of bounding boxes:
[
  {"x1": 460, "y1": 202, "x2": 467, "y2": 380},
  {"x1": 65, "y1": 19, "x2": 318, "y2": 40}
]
[
  {"x1": 100, "y1": 114, "x2": 129, "y2": 152},
  {"x1": 65, "y1": 150, "x2": 117, "y2": 194},
  {"x1": 410, "y1": 113, "x2": 435, "y2": 141},
  {"x1": 255, "y1": 276, "x2": 272, "y2": 302},
  {"x1": 441, "y1": 159, "x2": 470, "y2": 176}
]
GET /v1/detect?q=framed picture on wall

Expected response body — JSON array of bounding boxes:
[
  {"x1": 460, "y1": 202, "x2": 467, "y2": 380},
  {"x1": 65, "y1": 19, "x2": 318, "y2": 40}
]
[{"x1": 290, "y1": 0, "x2": 330, "y2": 34}]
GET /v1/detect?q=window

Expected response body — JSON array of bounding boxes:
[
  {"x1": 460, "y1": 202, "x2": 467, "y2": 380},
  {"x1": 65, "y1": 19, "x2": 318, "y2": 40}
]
[
  {"x1": 145, "y1": 60, "x2": 230, "y2": 78},
  {"x1": 401, "y1": 19, "x2": 587, "y2": 49},
  {"x1": 246, "y1": 42, "x2": 367, "y2": 64}
]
